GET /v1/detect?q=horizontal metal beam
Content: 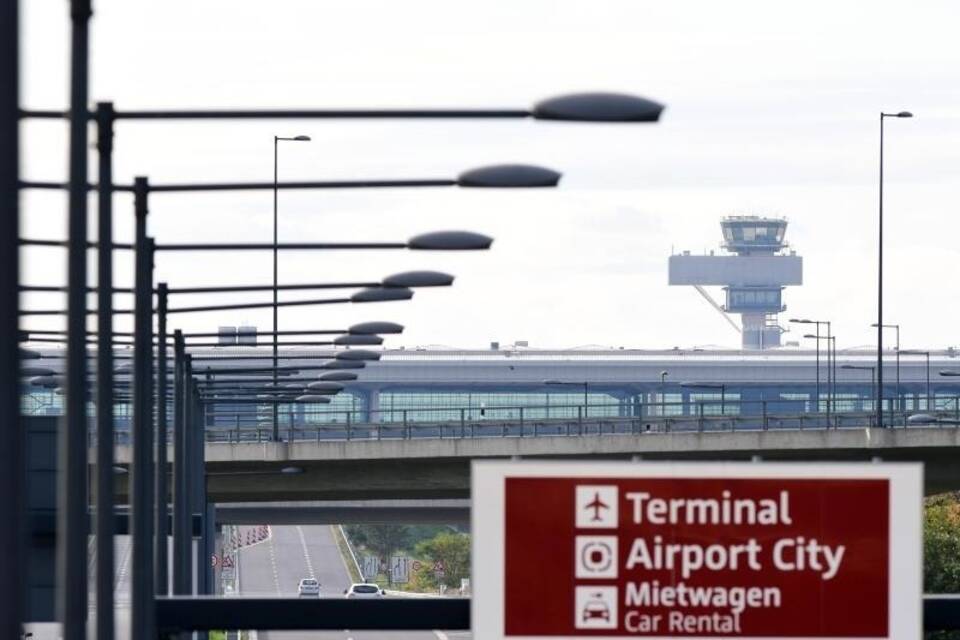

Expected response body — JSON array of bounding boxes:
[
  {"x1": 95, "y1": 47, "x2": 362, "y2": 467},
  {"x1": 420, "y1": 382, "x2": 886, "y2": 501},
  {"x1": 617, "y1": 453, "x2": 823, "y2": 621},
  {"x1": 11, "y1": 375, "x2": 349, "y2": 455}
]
[
  {"x1": 925, "y1": 595, "x2": 960, "y2": 630},
  {"x1": 20, "y1": 108, "x2": 530, "y2": 120},
  {"x1": 154, "y1": 596, "x2": 959, "y2": 633},
  {"x1": 215, "y1": 505, "x2": 469, "y2": 526},
  {"x1": 155, "y1": 597, "x2": 470, "y2": 632},
  {"x1": 19, "y1": 179, "x2": 455, "y2": 192},
  {"x1": 29, "y1": 512, "x2": 203, "y2": 537}
]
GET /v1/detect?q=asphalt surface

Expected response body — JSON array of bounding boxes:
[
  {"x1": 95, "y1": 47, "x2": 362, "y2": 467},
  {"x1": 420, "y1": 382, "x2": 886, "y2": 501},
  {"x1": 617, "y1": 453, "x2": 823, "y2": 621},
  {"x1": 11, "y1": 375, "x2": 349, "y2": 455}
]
[{"x1": 238, "y1": 525, "x2": 470, "y2": 640}]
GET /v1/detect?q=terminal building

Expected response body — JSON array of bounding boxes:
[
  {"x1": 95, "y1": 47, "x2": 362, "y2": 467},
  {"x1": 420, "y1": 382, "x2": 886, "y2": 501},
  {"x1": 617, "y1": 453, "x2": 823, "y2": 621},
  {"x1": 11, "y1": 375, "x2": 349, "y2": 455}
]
[{"x1": 20, "y1": 344, "x2": 960, "y2": 427}]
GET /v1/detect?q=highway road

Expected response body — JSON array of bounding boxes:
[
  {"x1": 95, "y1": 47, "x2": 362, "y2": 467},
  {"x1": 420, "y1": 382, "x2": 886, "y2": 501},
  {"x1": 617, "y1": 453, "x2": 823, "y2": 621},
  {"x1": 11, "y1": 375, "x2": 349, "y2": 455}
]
[{"x1": 238, "y1": 524, "x2": 469, "y2": 640}]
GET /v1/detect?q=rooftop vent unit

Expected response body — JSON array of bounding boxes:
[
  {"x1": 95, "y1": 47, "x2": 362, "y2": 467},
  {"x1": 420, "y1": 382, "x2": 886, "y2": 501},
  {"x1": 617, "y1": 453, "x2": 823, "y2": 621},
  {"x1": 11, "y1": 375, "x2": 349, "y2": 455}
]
[
  {"x1": 238, "y1": 326, "x2": 257, "y2": 345},
  {"x1": 218, "y1": 326, "x2": 237, "y2": 346}
]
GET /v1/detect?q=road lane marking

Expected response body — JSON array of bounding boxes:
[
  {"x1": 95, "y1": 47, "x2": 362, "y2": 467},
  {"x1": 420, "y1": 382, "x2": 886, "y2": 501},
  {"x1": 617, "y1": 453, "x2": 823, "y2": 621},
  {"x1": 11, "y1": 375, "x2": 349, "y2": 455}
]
[
  {"x1": 434, "y1": 632, "x2": 450, "y2": 640},
  {"x1": 266, "y1": 529, "x2": 281, "y2": 595},
  {"x1": 296, "y1": 525, "x2": 316, "y2": 580}
]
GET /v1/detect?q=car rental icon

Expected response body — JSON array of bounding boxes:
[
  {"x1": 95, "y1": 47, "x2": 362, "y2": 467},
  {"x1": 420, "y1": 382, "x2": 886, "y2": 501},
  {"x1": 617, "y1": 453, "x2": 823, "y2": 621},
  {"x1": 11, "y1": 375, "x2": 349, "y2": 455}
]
[{"x1": 582, "y1": 593, "x2": 611, "y2": 623}]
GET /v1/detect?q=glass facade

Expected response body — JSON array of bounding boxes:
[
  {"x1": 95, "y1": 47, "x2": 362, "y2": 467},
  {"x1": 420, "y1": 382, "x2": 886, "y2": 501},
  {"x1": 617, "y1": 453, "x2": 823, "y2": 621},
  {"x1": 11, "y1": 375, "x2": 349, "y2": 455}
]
[
  {"x1": 726, "y1": 288, "x2": 782, "y2": 311},
  {"x1": 376, "y1": 391, "x2": 622, "y2": 422}
]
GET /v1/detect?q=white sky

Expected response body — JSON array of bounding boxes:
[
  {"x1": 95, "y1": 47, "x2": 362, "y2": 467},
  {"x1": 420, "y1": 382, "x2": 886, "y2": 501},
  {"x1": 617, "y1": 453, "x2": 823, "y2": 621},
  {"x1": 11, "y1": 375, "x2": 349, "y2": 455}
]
[{"x1": 18, "y1": 0, "x2": 960, "y2": 351}]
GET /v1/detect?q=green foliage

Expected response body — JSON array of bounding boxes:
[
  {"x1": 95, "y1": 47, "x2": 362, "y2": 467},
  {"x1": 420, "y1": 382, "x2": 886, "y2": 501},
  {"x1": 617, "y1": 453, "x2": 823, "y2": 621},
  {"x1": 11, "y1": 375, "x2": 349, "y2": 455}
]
[
  {"x1": 344, "y1": 524, "x2": 412, "y2": 561},
  {"x1": 409, "y1": 531, "x2": 471, "y2": 592},
  {"x1": 925, "y1": 493, "x2": 960, "y2": 593},
  {"x1": 924, "y1": 493, "x2": 960, "y2": 640}
]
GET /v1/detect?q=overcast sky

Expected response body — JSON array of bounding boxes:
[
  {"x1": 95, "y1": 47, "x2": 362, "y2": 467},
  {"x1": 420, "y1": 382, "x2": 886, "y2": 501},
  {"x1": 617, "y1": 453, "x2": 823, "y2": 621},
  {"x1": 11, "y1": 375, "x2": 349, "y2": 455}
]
[{"x1": 18, "y1": 0, "x2": 960, "y2": 351}]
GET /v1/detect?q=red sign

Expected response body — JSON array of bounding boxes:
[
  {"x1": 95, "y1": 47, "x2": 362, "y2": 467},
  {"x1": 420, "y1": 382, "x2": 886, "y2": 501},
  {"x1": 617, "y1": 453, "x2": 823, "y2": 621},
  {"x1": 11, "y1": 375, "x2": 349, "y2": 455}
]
[{"x1": 473, "y1": 462, "x2": 921, "y2": 639}]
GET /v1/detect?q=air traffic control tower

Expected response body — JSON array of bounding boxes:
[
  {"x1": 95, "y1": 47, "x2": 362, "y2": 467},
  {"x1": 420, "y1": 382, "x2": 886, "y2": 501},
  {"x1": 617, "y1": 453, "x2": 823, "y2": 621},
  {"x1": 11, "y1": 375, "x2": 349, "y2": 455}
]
[{"x1": 668, "y1": 216, "x2": 802, "y2": 349}]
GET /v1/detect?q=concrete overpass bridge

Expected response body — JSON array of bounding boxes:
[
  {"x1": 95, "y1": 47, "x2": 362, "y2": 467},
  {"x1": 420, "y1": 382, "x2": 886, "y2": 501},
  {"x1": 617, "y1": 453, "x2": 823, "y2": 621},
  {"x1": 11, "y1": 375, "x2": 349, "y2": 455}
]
[{"x1": 111, "y1": 418, "x2": 960, "y2": 502}]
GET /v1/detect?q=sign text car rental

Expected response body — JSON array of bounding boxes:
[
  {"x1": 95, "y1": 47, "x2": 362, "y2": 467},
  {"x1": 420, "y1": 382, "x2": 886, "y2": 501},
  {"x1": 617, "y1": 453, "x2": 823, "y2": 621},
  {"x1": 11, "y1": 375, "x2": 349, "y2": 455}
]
[{"x1": 472, "y1": 461, "x2": 921, "y2": 639}]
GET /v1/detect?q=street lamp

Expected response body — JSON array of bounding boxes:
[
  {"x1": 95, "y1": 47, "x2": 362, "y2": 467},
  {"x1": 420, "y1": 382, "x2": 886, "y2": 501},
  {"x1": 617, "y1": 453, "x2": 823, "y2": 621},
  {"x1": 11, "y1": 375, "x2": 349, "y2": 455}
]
[
  {"x1": 791, "y1": 318, "x2": 832, "y2": 417},
  {"x1": 658, "y1": 371, "x2": 669, "y2": 416},
  {"x1": 877, "y1": 110, "x2": 913, "y2": 429},
  {"x1": 872, "y1": 322, "x2": 900, "y2": 419},
  {"x1": 273, "y1": 135, "x2": 312, "y2": 435}
]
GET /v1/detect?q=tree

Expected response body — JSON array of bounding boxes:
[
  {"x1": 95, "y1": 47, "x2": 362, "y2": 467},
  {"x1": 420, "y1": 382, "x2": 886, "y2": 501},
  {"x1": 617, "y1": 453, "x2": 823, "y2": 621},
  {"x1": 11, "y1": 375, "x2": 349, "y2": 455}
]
[
  {"x1": 924, "y1": 493, "x2": 960, "y2": 640},
  {"x1": 410, "y1": 531, "x2": 470, "y2": 592}
]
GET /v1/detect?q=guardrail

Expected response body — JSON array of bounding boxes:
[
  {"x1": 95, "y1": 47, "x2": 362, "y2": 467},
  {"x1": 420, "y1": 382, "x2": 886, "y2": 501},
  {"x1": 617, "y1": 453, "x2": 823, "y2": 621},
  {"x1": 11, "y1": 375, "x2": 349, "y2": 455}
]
[
  {"x1": 83, "y1": 396, "x2": 960, "y2": 445},
  {"x1": 199, "y1": 402, "x2": 960, "y2": 444}
]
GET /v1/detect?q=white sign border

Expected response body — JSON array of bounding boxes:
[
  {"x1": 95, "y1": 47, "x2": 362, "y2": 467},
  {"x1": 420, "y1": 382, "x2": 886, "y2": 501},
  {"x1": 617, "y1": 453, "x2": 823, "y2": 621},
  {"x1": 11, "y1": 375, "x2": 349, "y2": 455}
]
[{"x1": 472, "y1": 460, "x2": 922, "y2": 640}]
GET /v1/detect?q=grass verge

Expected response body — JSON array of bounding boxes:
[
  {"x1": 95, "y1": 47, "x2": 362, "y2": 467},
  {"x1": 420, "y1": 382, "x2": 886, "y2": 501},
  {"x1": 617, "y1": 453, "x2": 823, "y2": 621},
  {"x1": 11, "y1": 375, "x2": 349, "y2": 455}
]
[{"x1": 330, "y1": 525, "x2": 363, "y2": 583}]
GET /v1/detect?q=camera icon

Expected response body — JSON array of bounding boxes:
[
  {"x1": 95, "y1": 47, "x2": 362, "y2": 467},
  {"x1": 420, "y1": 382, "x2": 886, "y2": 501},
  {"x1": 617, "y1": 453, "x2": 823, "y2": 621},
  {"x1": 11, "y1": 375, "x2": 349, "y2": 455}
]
[{"x1": 575, "y1": 535, "x2": 618, "y2": 579}]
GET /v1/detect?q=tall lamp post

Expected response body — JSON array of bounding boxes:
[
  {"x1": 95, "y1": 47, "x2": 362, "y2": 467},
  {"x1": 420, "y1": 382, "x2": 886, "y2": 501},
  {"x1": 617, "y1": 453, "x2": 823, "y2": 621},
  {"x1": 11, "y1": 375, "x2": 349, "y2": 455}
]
[
  {"x1": 873, "y1": 322, "x2": 900, "y2": 418},
  {"x1": 272, "y1": 134, "x2": 311, "y2": 439},
  {"x1": 791, "y1": 318, "x2": 831, "y2": 417},
  {"x1": 877, "y1": 110, "x2": 913, "y2": 429},
  {"x1": 659, "y1": 371, "x2": 669, "y2": 417}
]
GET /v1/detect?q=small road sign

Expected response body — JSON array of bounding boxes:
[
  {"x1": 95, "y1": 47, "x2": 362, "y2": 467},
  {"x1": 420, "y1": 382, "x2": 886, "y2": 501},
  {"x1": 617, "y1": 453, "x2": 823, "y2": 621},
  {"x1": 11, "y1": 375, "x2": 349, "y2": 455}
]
[{"x1": 391, "y1": 556, "x2": 410, "y2": 584}]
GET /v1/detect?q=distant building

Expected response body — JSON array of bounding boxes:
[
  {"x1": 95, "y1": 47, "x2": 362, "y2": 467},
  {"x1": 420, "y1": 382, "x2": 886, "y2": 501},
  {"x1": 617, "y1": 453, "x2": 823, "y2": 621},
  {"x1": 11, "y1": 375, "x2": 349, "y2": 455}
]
[{"x1": 669, "y1": 216, "x2": 802, "y2": 349}]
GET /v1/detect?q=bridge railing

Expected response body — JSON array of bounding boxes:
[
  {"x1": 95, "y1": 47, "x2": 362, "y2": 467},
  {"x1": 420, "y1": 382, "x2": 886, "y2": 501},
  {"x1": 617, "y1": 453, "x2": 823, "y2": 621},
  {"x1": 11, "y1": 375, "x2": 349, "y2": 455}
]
[{"x1": 198, "y1": 397, "x2": 960, "y2": 444}]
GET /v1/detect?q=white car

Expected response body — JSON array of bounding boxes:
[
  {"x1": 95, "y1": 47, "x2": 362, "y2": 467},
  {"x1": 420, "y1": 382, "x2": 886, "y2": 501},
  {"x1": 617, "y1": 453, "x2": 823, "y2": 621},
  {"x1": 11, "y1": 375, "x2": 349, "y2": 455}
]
[
  {"x1": 297, "y1": 578, "x2": 321, "y2": 597},
  {"x1": 344, "y1": 583, "x2": 386, "y2": 598}
]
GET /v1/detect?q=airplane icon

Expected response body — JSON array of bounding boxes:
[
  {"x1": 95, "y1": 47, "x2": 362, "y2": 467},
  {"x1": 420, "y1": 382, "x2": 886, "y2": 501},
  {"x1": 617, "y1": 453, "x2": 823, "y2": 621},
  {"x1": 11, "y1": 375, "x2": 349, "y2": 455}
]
[
  {"x1": 576, "y1": 485, "x2": 618, "y2": 528},
  {"x1": 585, "y1": 492, "x2": 609, "y2": 522}
]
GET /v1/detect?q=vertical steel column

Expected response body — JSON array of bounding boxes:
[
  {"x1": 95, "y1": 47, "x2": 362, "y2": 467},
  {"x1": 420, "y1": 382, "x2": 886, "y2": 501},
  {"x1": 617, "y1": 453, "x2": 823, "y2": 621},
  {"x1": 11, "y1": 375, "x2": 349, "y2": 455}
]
[
  {"x1": 192, "y1": 380, "x2": 206, "y2": 595},
  {"x1": 877, "y1": 114, "x2": 885, "y2": 429},
  {"x1": 272, "y1": 138, "x2": 280, "y2": 442},
  {"x1": 155, "y1": 283, "x2": 169, "y2": 594},
  {"x1": 60, "y1": 1, "x2": 91, "y2": 637},
  {"x1": 172, "y1": 330, "x2": 190, "y2": 595},
  {"x1": 131, "y1": 178, "x2": 155, "y2": 638},
  {"x1": 94, "y1": 100, "x2": 115, "y2": 640},
  {"x1": 183, "y1": 354, "x2": 195, "y2": 593},
  {"x1": 0, "y1": 0, "x2": 23, "y2": 636}
]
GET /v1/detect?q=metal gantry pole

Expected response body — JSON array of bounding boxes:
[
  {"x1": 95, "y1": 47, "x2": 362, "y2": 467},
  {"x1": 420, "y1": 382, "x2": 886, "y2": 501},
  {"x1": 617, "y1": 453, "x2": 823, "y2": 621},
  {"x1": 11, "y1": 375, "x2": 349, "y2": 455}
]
[
  {"x1": 0, "y1": 0, "x2": 23, "y2": 635},
  {"x1": 192, "y1": 382, "x2": 206, "y2": 598},
  {"x1": 94, "y1": 100, "x2": 116, "y2": 640},
  {"x1": 184, "y1": 354, "x2": 195, "y2": 590},
  {"x1": 131, "y1": 178, "x2": 156, "y2": 638},
  {"x1": 172, "y1": 330, "x2": 191, "y2": 595},
  {"x1": 272, "y1": 136, "x2": 280, "y2": 442},
  {"x1": 877, "y1": 113, "x2": 885, "y2": 429},
  {"x1": 155, "y1": 283, "x2": 169, "y2": 594},
  {"x1": 59, "y1": 0, "x2": 92, "y2": 637}
]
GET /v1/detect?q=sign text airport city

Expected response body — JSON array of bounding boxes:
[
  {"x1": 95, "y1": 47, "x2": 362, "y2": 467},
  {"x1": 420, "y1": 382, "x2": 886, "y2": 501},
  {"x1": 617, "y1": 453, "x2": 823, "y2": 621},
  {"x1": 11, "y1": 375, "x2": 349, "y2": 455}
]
[
  {"x1": 591, "y1": 488, "x2": 841, "y2": 634},
  {"x1": 472, "y1": 462, "x2": 921, "y2": 639}
]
